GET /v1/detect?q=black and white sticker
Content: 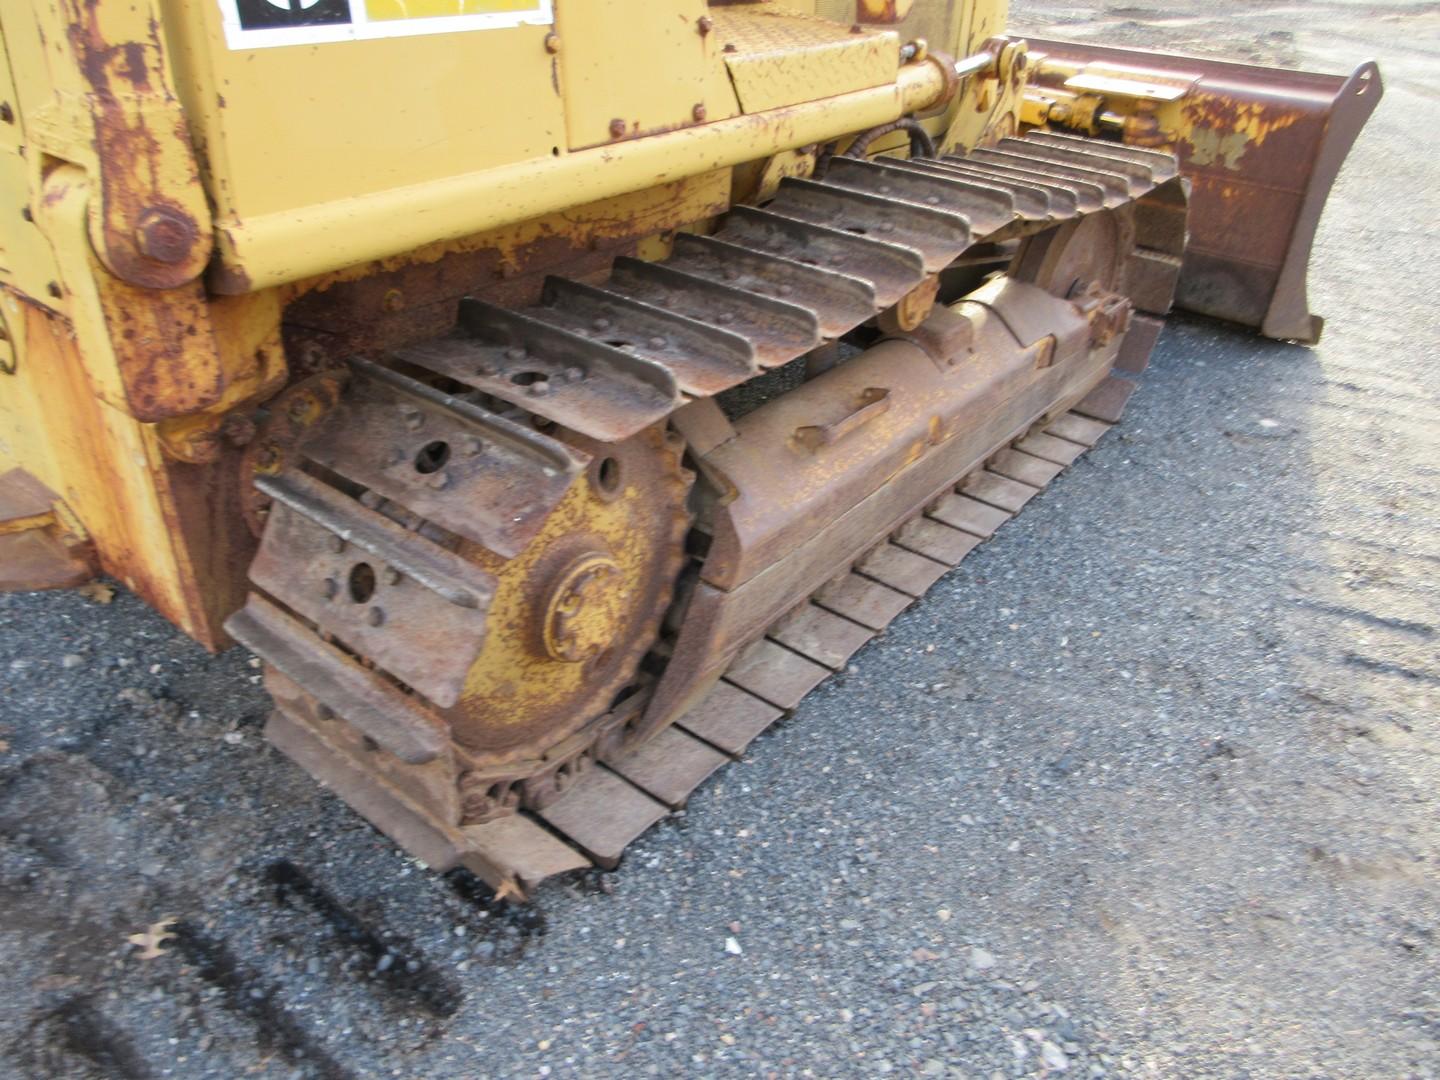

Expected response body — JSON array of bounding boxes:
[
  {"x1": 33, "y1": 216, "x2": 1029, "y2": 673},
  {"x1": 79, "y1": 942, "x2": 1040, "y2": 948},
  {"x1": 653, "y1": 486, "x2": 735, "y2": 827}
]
[{"x1": 218, "y1": 0, "x2": 552, "y2": 50}]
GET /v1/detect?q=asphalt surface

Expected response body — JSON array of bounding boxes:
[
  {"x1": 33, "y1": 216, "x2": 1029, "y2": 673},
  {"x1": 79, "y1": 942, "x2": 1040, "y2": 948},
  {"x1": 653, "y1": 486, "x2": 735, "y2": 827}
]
[{"x1": 2, "y1": 3, "x2": 1438, "y2": 1078}]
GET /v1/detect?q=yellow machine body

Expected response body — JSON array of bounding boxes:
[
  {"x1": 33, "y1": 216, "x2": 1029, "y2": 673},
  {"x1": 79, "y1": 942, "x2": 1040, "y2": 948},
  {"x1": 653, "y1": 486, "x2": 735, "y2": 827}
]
[
  {"x1": 0, "y1": 0, "x2": 1003, "y2": 641},
  {"x1": 0, "y1": 0, "x2": 1378, "y2": 894}
]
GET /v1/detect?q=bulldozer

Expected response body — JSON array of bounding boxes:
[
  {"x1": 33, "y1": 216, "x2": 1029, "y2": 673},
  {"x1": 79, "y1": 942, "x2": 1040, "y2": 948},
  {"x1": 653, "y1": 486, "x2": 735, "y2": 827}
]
[{"x1": 0, "y1": 0, "x2": 1378, "y2": 899}]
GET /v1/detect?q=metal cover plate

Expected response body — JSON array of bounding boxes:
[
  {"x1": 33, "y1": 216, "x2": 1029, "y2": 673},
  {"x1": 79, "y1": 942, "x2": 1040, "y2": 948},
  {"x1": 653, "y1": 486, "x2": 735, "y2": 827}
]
[{"x1": 714, "y1": 7, "x2": 899, "y2": 113}]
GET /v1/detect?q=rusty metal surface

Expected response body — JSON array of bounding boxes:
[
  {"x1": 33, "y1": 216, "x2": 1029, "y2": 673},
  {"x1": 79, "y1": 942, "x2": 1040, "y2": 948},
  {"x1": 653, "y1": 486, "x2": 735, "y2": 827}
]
[
  {"x1": 889, "y1": 158, "x2": 1057, "y2": 220},
  {"x1": 0, "y1": 467, "x2": 60, "y2": 526},
  {"x1": 767, "y1": 177, "x2": 973, "y2": 272},
  {"x1": 926, "y1": 492, "x2": 1012, "y2": 537},
  {"x1": 534, "y1": 768, "x2": 668, "y2": 869},
  {"x1": 724, "y1": 638, "x2": 832, "y2": 710},
  {"x1": 1124, "y1": 248, "x2": 1184, "y2": 315},
  {"x1": 250, "y1": 393, "x2": 1124, "y2": 895},
  {"x1": 227, "y1": 597, "x2": 447, "y2": 765},
  {"x1": 1024, "y1": 131, "x2": 1179, "y2": 181},
  {"x1": 301, "y1": 360, "x2": 584, "y2": 560},
  {"x1": 695, "y1": 275, "x2": 1101, "y2": 594},
  {"x1": 1046, "y1": 412, "x2": 1112, "y2": 446},
  {"x1": 988, "y1": 447, "x2": 1066, "y2": 488},
  {"x1": 1115, "y1": 312, "x2": 1165, "y2": 374},
  {"x1": 0, "y1": 467, "x2": 97, "y2": 592},
  {"x1": 968, "y1": 148, "x2": 1130, "y2": 207},
  {"x1": 603, "y1": 258, "x2": 821, "y2": 369},
  {"x1": 674, "y1": 680, "x2": 783, "y2": 757},
  {"x1": 941, "y1": 156, "x2": 1106, "y2": 214},
  {"x1": 994, "y1": 137, "x2": 1161, "y2": 195},
  {"x1": 719, "y1": 207, "x2": 925, "y2": 308},
  {"x1": 247, "y1": 476, "x2": 495, "y2": 708},
  {"x1": 1028, "y1": 39, "x2": 1382, "y2": 342},
  {"x1": 264, "y1": 706, "x2": 467, "y2": 874},
  {"x1": 605, "y1": 726, "x2": 729, "y2": 809},
  {"x1": 894, "y1": 517, "x2": 983, "y2": 564},
  {"x1": 646, "y1": 309, "x2": 1125, "y2": 733},
  {"x1": 460, "y1": 816, "x2": 591, "y2": 894},
  {"x1": 853, "y1": 542, "x2": 950, "y2": 598},
  {"x1": 537, "y1": 277, "x2": 760, "y2": 391},
  {"x1": 768, "y1": 602, "x2": 874, "y2": 671},
  {"x1": 395, "y1": 304, "x2": 682, "y2": 443},
  {"x1": 1012, "y1": 430, "x2": 1086, "y2": 466},
  {"x1": 240, "y1": 129, "x2": 1173, "y2": 890},
  {"x1": 813, "y1": 572, "x2": 914, "y2": 631},
  {"x1": 665, "y1": 232, "x2": 876, "y2": 340},
  {"x1": 58, "y1": 0, "x2": 213, "y2": 289},
  {"x1": 823, "y1": 156, "x2": 1018, "y2": 234},
  {"x1": 440, "y1": 424, "x2": 692, "y2": 771},
  {"x1": 1074, "y1": 373, "x2": 1139, "y2": 423},
  {"x1": 253, "y1": 470, "x2": 497, "y2": 610},
  {"x1": 242, "y1": 367, "x2": 691, "y2": 819},
  {"x1": 959, "y1": 470, "x2": 1041, "y2": 513},
  {"x1": 0, "y1": 530, "x2": 94, "y2": 591},
  {"x1": 266, "y1": 667, "x2": 462, "y2": 824}
]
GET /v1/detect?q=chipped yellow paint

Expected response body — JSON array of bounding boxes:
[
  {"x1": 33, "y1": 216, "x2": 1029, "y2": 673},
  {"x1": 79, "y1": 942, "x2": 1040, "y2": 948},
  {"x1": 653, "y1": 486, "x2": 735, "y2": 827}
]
[
  {"x1": 1182, "y1": 94, "x2": 1304, "y2": 170},
  {"x1": 1187, "y1": 127, "x2": 1253, "y2": 169},
  {"x1": 0, "y1": 0, "x2": 967, "y2": 646}
]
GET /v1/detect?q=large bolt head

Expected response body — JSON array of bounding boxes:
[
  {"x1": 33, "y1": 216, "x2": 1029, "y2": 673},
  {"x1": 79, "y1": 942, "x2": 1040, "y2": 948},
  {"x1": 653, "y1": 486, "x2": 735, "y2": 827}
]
[{"x1": 134, "y1": 206, "x2": 197, "y2": 265}]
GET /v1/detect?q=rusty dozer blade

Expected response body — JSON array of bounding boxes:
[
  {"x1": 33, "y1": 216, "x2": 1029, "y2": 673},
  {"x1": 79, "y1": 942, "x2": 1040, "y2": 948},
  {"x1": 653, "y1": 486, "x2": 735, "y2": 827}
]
[{"x1": 1024, "y1": 40, "x2": 1381, "y2": 343}]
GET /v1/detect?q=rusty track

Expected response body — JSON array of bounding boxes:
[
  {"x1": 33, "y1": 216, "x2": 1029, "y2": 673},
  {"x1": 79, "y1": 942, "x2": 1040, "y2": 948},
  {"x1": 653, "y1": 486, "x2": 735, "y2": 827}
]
[
  {"x1": 263, "y1": 401, "x2": 1123, "y2": 893},
  {"x1": 231, "y1": 132, "x2": 1187, "y2": 899}
]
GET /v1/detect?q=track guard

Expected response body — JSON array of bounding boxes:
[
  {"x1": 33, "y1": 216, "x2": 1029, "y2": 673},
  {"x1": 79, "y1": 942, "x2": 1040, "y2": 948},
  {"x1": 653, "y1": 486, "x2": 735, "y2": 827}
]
[{"x1": 1025, "y1": 40, "x2": 1381, "y2": 343}]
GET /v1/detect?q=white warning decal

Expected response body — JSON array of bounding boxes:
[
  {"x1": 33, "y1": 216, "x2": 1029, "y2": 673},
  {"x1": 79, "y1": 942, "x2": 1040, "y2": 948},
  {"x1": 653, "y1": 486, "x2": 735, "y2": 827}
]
[{"x1": 219, "y1": 0, "x2": 552, "y2": 50}]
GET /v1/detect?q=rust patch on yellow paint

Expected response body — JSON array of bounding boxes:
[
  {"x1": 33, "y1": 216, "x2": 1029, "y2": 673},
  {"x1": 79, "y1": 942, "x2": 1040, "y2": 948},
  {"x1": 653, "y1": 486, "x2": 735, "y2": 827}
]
[
  {"x1": 1182, "y1": 93, "x2": 1304, "y2": 170},
  {"x1": 61, "y1": 0, "x2": 212, "y2": 289}
]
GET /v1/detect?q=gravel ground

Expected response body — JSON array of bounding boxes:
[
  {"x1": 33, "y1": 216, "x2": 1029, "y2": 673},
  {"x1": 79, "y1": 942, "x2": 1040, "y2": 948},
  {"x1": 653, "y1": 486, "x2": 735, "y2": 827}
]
[{"x1": 3, "y1": 3, "x2": 1438, "y2": 1078}]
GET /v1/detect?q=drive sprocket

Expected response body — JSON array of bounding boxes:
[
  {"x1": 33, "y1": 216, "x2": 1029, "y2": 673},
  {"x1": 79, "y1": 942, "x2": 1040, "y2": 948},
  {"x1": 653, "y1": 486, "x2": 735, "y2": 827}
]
[{"x1": 445, "y1": 422, "x2": 691, "y2": 767}]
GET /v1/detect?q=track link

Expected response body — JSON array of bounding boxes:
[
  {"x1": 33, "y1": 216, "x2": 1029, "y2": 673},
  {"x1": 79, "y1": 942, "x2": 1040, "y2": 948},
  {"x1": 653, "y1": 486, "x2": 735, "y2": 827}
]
[{"x1": 383, "y1": 133, "x2": 1183, "y2": 442}]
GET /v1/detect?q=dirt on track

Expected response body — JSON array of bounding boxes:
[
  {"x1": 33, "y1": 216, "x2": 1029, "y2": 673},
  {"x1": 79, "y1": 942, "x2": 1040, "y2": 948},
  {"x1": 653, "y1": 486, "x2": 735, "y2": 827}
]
[{"x1": 2, "y1": 2, "x2": 1438, "y2": 1077}]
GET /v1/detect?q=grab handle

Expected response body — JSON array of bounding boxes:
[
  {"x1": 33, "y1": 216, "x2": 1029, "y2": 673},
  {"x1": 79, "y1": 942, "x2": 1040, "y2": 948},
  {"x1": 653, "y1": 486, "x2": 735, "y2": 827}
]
[{"x1": 793, "y1": 387, "x2": 890, "y2": 451}]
